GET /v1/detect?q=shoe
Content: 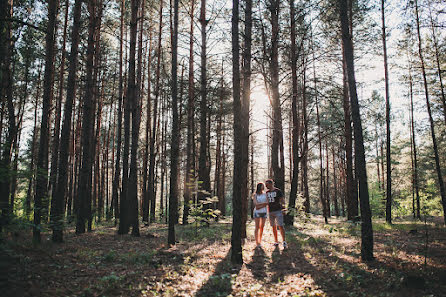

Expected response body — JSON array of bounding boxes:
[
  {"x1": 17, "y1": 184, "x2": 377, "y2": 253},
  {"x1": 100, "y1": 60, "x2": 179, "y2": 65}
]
[
  {"x1": 273, "y1": 242, "x2": 279, "y2": 247},
  {"x1": 283, "y1": 241, "x2": 288, "y2": 249},
  {"x1": 255, "y1": 244, "x2": 262, "y2": 249}
]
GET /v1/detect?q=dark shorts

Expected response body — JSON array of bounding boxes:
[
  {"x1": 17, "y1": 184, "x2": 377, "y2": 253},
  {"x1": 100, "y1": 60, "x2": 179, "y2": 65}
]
[
  {"x1": 254, "y1": 212, "x2": 267, "y2": 218},
  {"x1": 269, "y1": 210, "x2": 284, "y2": 226}
]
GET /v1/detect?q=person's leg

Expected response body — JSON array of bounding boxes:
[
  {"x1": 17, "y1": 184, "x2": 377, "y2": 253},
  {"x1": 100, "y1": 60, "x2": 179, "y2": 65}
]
[
  {"x1": 254, "y1": 218, "x2": 260, "y2": 245},
  {"x1": 269, "y1": 212, "x2": 279, "y2": 243},
  {"x1": 258, "y1": 217, "x2": 266, "y2": 244},
  {"x1": 278, "y1": 226, "x2": 286, "y2": 242}
]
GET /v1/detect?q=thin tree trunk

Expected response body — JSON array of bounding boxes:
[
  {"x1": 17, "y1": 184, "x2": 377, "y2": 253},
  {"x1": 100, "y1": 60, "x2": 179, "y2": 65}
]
[
  {"x1": 183, "y1": 0, "x2": 195, "y2": 225},
  {"x1": 0, "y1": 0, "x2": 16, "y2": 232},
  {"x1": 26, "y1": 69, "x2": 42, "y2": 218},
  {"x1": 143, "y1": 31, "x2": 153, "y2": 223},
  {"x1": 382, "y1": 0, "x2": 392, "y2": 224},
  {"x1": 428, "y1": 3, "x2": 446, "y2": 126},
  {"x1": 33, "y1": 0, "x2": 59, "y2": 242},
  {"x1": 240, "y1": 0, "x2": 252, "y2": 239},
  {"x1": 339, "y1": 0, "x2": 374, "y2": 261},
  {"x1": 342, "y1": 50, "x2": 357, "y2": 220},
  {"x1": 302, "y1": 54, "x2": 310, "y2": 213},
  {"x1": 77, "y1": 0, "x2": 98, "y2": 234},
  {"x1": 231, "y1": 0, "x2": 243, "y2": 264},
  {"x1": 408, "y1": 63, "x2": 421, "y2": 219},
  {"x1": 198, "y1": 0, "x2": 211, "y2": 202},
  {"x1": 269, "y1": 0, "x2": 285, "y2": 193},
  {"x1": 285, "y1": 0, "x2": 300, "y2": 226},
  {"x1": 126, "y1": 0, "x2": 141, "y2": 237},
  {"x1": 168, "y1": 0, "x2": 179, "y2": 245},
  {"x1": 414, "y1": 0, "x2": 446, "y2": 225},
  {"x1": 149, "y1": 0, "x2": 164, "y2": 223}
]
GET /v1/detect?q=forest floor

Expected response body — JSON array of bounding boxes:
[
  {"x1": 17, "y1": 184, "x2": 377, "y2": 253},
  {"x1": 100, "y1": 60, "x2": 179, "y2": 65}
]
[{"x1": 1, "y1": 214, "x2": 446, "y2": 297}]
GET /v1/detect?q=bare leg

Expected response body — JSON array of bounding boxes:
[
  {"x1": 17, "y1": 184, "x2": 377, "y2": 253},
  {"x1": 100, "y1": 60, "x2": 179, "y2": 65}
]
[
  {"x1": 255, "y1": 218, "x2": 260, "y2": 245},
  {"x1": 278, "y1": 226, "x2": 286, "y2": 242},
  {"x1": 258, "y1": 218, "x2": 266, "y2": 244},
  {"x1": 272, "y1": 225, "x2": 279, "y2": 243}
]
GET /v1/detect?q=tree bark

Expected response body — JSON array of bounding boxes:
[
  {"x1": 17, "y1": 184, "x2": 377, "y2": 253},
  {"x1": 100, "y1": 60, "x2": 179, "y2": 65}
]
[
  {"x1": 198, "y1": 0, "x2": 211, "y2": 202},
  {"x1": 33, "y1": 0, "x2": 59, "y2": 242},
  {"x1": 240, "y1": 0, "x2": 252, "y2": 238},
  {"x1": 77, "y1": 0, "x2": 98, "y2": 234},
  {"x1": 285, "y1": 0, "x2": 300, "y2": 226},
  {"x1": 414, "y1": 0, "x2": 446, "y2": 225},
  {"x1": 339, "y1": 0, "x2": 374, "y2": 261},
  {"x1": 381, "y1": 0, "x2": 392, "y2": 224},
  {"x1": 231, "y1": 0, "x2": 243, "y2": 264},
  {"x1": 168, "y1": 0, "x2": 180, "y2": 245},
  {"x1": 269, "y1": 0, "x2": 285, "y2": 193}
]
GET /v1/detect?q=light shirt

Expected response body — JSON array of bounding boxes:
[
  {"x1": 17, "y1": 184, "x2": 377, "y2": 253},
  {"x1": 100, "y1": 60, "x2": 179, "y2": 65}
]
[{"x1": 254, "y1": 193, "x2": 267, "y2": 214}]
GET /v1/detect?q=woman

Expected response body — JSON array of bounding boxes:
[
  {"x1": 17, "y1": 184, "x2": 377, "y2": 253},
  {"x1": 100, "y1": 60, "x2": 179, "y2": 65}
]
[{"x1": 252, "y1": 182, "x2": 268, "y2": 247}]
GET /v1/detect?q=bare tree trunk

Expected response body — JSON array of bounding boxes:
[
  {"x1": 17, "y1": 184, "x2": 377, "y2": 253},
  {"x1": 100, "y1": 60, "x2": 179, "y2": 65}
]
[
  {"x1": 285, "y1": 0, "x2": 300, "y2": 226},
  {"x1": 408, "y1": 63, "x2": 421, "y2": 219},
  {"x1": 231, "y1": 0, "x2": 243, "y2": 264},
  {"x1": 414, "y1": 0, "x2": 446, "y2": 225},
  {"x1": 302, "y1": 54, "x2": 310, "y2": 213},
  {"x1": 49, "y1": 0, "x2": 69, "y2": 204},
  {"x1": 240, "y1": 0, "x2": 252, "y2": 239},
  {"x1": 269, "y1": 0, "x2": 285, "y2": 193},
  {"x1": 149, "y1": 0, "x2": 164, "y2": 223},
  {"x1": 77, "y1": 0, "x2": 98, "y2": 234},
  {"x1": 168, "y1": 0, "x2": 179, "y2": 245},
  {"x1": 0, "y1": 0, "x2": 16, "y2": 232},
  {"x1": 381, "y1": 0, "x2": 392, "y2": 224},
  {"x1": 143, "y1": 30, "x2": 153, "y2": 223},
  {"x1": 198, "y1": 0, "x2": 211, "y2": 202},
  {"x1": 183, "y1": 0, "x2": 195, "y2": 225},
  {"x1": 339, "y1": 0, "x2": 373, "y2": 261},
  {"x1": 26, "y1": 69, "x2": 42, "y2": 218},
  {"x1": 33, "y1": 0, "x2": 59, "y2": 242},
  {"x1": 428, "y1": 3, "x2": 446, "y2": 126},
  {"x1": 333, "y1": 147, "x2": 339, "y2": 216},
  {"x1": 342, "y1": 51, "x2": 357, "y2": 220}
]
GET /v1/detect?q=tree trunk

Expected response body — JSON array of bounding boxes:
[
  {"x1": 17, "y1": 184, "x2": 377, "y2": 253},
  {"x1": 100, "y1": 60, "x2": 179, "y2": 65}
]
[
  {"x1": 240, "y1": 0, "x2": 252, "y2": 239},
  {"x1": 0, "y1": 0, "x2": 16, "y2": 233},
  {"x1": 77, "y1": 0, "x2": 98, "y2": 234},
  {"x1": 168, "y1": 0, "x2": 179, "y2": 245},
  {"x1": 269, "y1": 0, "x2": 285, "y2": 193},
  {"x1": 285, "y1": 0, "x2": 300, "y2": 226},
  {"x1": 408, "y1": 64, "x2": 421, "y2": 219},
  {"x1": 339, "y1": 0, "x2": 374, "y2": 261},
  {"x1": 183, "y1": 0, "x2": 195, "y2": 225},
  {"x1": 342, "y1": 50, "x2": 357, "y2": 220},
  {"x1": 25, "y1": 69, "x2": 42, "y2": 218},
  {"x1": 126, "y1": 0, "x2": 141, "y2": 237},
  {"x1": 143, "y1": 31, "x2": 153, "y2": 223},
  {"x1": 198, "y1": 0, "x2": 211, "y2": 202},
  {"x1": 149, "y1": 0, "x2": 164, "y2": 223},
  {"x1": 302, "y1": 54, "x2": 310, "y2": 213},
  {"x1": 428, "y1": 3, "x2": 446, "y2": 126},
  {"x1": 382, "y1": 0, "x2": 392, "y2": 224},
  {"x1": 414, "y1": 0, "x2": 446, "y2": 225},
  {"x1": 33, "y1": 0, "x2": 59, "y2": 242},
  {"x1": 231, "y1": 0, "x2": 243, "y2": 265}
]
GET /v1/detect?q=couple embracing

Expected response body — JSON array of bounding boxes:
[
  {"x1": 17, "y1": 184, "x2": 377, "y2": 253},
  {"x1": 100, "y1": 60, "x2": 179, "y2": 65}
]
[{"x1": 252, "y1": 179, "x2": 287, "y2": 249}]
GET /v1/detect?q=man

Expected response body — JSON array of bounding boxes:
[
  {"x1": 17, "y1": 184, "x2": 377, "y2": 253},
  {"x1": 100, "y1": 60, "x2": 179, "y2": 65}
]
[{"x1": 265, "y1": 179, "x2": 287, "y2": 248}]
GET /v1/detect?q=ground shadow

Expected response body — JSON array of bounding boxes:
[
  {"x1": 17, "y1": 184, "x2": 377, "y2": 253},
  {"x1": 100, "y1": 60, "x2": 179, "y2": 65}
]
[
  {"x1": 195, "y1": 249, "x2": 242, "y2": 297},
  {"x1": 246, "y1": 246, "x2": 267, "y2": 279}
]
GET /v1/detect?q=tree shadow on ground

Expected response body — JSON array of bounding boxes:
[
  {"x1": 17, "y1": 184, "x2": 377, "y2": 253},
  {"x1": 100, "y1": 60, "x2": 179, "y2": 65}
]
[
  {"x1": 246, "y1": 245, "x2": 267, "y2": 279},
  {"x1": 266, "y1": 224, "x2": 443, "y2": 297},
  {"x1": 195, "y1": 249, "x2": 242, "y2": 297}
]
